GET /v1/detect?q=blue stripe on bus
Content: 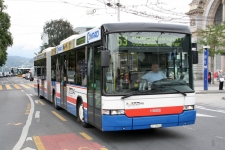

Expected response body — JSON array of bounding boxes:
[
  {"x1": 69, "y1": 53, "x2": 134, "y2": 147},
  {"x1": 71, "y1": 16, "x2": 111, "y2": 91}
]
[
  {"x1": 102, "y1": 110, "x2": 196, "y2": 131},
  {"x1": 56, "y1": 97, "x2": 60, "y2": 106},
  {"x1": 52, "y1": 81, "x2": 55, "y2": 86},
  {"x1": 44, "y1": 92, "x2": 47, "y2": 98},
  {"x1": 34, "y1": 87, "x2": 37, "y2": 93},
  {"x1": 67, "y1": 102, "x2": 77, "y2": 116}
]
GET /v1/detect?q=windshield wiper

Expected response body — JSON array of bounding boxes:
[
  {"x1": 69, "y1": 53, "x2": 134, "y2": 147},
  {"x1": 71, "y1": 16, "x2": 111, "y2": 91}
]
[
  {"x1": 121, "y1": 91, "x2": 152, "y2": 100},
  {"x1": 163, "y1": 86, "x2": 186, "y2": 96}
]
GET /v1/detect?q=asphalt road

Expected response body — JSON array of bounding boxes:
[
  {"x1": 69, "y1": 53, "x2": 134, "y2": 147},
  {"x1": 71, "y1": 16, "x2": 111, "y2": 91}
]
[{"x1": 0, "y1": 77, "x2": 224, "y2": 150}]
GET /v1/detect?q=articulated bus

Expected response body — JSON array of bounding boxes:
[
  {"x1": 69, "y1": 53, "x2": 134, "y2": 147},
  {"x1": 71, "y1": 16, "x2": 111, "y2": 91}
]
[{"x1": 34, "y1": 22, "x2": 198, "y2": 131}]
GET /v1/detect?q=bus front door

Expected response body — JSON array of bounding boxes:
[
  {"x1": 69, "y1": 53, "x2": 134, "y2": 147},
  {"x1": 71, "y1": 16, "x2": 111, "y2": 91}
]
[
  {"x1": 87, "y1": 45, "x2": 102, "y2": 128},
  {"x1": 60, "y1": 54, "x2": 67, "y2": 109}
]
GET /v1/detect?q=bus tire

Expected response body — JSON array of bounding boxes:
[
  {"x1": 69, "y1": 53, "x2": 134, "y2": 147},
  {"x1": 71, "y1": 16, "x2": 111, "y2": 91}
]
[
  {"x1": 77, "y1": 101, "x2": 89, "y2": 128},
  {"x1": 53, "y1": 94, "x2": 60, "y2": 110}
]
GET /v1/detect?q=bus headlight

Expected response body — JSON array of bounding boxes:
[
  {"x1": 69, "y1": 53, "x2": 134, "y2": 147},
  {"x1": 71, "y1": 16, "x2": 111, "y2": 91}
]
[
  {"x1": 183, "y1": 105, "x2": 194, "y2": 110},
  {"x1": 102, "y1": 109, "x2": 125, "y2": 115},
  {"x1": 102, "y1": 110, "x2": 110, "y2": 115}
]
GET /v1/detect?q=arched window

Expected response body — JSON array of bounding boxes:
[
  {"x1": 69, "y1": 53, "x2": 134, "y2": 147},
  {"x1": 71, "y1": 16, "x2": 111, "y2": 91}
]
[{"x1": 214, "y1": 3, "x2": 223, "y2": 24}]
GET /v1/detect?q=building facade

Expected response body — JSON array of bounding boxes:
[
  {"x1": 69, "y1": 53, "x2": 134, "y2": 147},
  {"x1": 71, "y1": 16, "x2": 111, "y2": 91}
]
[{"x1": 186, "y1": 0, "x2": 225, "y2": 79}]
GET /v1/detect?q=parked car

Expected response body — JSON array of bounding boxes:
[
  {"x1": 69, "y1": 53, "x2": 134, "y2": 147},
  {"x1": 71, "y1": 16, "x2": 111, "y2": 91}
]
[{"x1": 0, "y1": 72, "x2": 3, "y2": 78}]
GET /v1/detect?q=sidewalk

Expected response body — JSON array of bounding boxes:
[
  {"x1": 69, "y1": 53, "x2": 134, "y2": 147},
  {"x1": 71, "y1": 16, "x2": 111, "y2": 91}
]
[{"x1": 194, "y1": 80, "x2": 225, "y2": 94}]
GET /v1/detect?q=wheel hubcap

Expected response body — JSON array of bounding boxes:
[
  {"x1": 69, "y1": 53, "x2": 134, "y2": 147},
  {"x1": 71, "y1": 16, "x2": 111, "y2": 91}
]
[{"x1": 79, "y1": 104, "x2": 84, "y2": 122}]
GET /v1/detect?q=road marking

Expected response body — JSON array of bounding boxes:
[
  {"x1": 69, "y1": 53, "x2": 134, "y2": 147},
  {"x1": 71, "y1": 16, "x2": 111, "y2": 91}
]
[
  {"x1": 196, "y1": 105, "x2": 225, "y2": 113},
  {"x1": 25, "y1": 110, "x2": 30, "y2": 115},
  {"x1": 14, "y1": 123, "x2": 23, "y2": 126},
  {"x1": 51, "y1": 111, "x2": 67, "y2": 121},
  {"x1": 35, "y1": 111, "x2": 40, "y2": 122},
  {"x1": 20, "y1": 84, "x2": 30, "y2": 89},
  {"x1": 28, "y1": 84, "x2": 34, "y2": 87},
  {"x1": 34, "y1": 100, "x2": 39, "y2": 104},
  {"x1": 35, "y1": 111, "x2": 40, "y2": 118},
  {"x1": 79, "y1": 132, "x2": 93, "y2": 140},
  {"x1": 13, "y1": 84, "x2": 21, "y2": 89},
  {"x1": 22, "y1": 147, "x2": 36, "y2": 150},
  {"x1": 33, "y1": 136, "x2": 46, "y2": 150},
  {"x1": 78, "y1": 147, "x2": 92, "y2": 150},
  {"x1": 196, "y1": 113, "x2": 215, "y2": 117},
  {"x1": 38, "y1": 100, "x2": 45, "y2": 105},
  {"x1": 0, "y1": 85, "x2": 2, "y2": 90},
  {"x1": 7, "y1": 123, "x2": 23, "y2": 126},
  {"x1": 12, "y1": 94, "x2": 35, "y2": 150},
  {"x1": 5, "y1": 84, "x2": 12, "y2": 90},
  {"x1": 26, "y1": 137, "x2": 33, "y2": 141}
]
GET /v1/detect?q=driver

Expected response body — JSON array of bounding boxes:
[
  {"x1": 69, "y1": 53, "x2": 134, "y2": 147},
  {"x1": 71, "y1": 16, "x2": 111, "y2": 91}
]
[{"x1": 141, "y1": 63, "x2": 167, "y2": 83}]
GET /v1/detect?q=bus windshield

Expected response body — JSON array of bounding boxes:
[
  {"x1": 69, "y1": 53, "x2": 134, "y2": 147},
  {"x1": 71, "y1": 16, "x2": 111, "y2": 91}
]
[{"x1": 103, "y1": 32, "x2": 194, "y2": 95}]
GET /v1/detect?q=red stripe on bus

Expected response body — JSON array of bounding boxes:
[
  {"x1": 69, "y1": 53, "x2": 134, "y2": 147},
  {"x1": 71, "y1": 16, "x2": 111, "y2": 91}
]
[
  {"x1": 56, "y1": 93, "x2": 60, "y2": 97},
  {"x1": 83, "y1": 102, "x2": 87, "y2": 108},
  {"x1": 67, "y1": 96, "x2": 77, "y2": 104},
  {"x1": 125, "y1": 106, "x2": 183, "y2": 117}
]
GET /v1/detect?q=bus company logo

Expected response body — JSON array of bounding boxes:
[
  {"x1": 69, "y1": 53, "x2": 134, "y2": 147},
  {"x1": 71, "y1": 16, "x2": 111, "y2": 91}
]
[
  {"x1": 68, "y1": 87, "x2": 75, "y2": 96},
  {"x1": 126, "y1": 102, "x2": 144, "y2": 107},
  {"x1": 150, "y1": 109, "x2": 161, "y2": 113},
  {"x1": 87, "y1": 29, "x2": 100, "y2": 43},
  {"x1": 56, "y1": 45, "x2": 63, "y2": 54}
]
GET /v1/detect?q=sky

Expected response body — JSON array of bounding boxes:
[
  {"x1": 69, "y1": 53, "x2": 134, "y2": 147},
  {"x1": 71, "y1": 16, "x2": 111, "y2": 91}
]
[{"x1": 4, "y1": 0, "x2": 192, "y2": 58}]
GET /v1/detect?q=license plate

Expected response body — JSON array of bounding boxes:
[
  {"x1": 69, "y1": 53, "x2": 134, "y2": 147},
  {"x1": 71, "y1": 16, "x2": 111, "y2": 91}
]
[{"x1": 150, "y1": 124, "x2": 162, "y2": 128}]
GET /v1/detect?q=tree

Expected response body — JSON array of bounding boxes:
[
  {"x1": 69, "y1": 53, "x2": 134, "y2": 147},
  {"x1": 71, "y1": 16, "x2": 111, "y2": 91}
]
[
  {"x1": 40, "y1": 19, "x2": 77, "y2": 53},
  {"x1": 0, "y1": 0, "x2": 13, "y2": 67},
  {"x1": 197, "y1": 23, "x2": 225, "y2": 84}
]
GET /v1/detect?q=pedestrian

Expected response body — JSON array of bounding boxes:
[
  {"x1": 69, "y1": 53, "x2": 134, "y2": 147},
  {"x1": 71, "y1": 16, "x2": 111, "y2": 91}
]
[
  {"x1": 208, "y1": 71, "x2": 211, "y2": 84},
  {"x1": 214, "y1": 71, "x2": 218, "y2": 83},
  {"x1": 218, "y1": 70, "x2": 224, "y2": 90}
]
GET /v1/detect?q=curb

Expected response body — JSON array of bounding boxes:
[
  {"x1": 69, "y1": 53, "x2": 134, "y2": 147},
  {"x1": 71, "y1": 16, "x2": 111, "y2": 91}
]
[{"x1": 195, "y1": 90, "x2": 225, "y2": 94}]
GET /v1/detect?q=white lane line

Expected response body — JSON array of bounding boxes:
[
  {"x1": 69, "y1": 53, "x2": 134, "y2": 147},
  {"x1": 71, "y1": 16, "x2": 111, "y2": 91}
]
[
  {"x1": 34, "y1": 100, "x2": 38, "y2": 104},
  {"x1": 196, "y1": 113, "x2": 215, "y2": 117},
  {"x1": 196, "y1": 106, "x2": 225, "y2": 114},
  {"x1": 12, "y1": 94, "x2": 34, "y2": 150}
]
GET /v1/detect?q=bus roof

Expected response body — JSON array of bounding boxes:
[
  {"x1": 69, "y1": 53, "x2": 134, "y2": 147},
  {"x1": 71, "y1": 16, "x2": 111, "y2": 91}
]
[{"x1": 101, "y1": 22, "x2": 191, "y2": 34}]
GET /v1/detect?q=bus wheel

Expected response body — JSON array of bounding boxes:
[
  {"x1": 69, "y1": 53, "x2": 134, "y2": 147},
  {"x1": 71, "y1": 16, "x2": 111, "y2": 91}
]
[
  {"x1": 53, "y1": 94, "x2": 60, "y2": 110},
  {"x1": 78, "y1": 102, "x2": 89, "y2": 128}
]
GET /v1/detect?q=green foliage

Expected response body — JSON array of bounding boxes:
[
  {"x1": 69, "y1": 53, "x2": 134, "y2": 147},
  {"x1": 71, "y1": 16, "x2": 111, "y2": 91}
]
[
  {"x1": 40, "y1": 19, "x2": 77, "y2": 53},
  {"x1": 197, "y1": 23, "x2": 225, "y2": 57},
  {"x1": 0, "y1": 0, "x2": 13, "y2": 66},
  {"x1": 197, "y1": 23, "x2": 225, "y2": 83}
]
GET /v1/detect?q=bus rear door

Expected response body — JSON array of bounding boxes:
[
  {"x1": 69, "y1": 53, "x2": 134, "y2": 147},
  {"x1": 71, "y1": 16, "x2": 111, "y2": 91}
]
[{"x1": 60, "y1": 54, "x2": 67, "y2": 109}]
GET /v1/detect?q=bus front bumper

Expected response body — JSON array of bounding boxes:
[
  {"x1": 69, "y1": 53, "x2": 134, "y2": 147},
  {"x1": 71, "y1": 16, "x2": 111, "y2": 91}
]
[{"x1": 102, "y1": 110, "x2": 196, "y2": 131}]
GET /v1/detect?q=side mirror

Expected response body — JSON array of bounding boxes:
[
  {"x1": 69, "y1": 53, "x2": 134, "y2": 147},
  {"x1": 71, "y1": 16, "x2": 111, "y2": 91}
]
[
  {"x1": 192, "y1": 51, "x2": 198, "y2": 64},
  {"x1": 101, "y1": 51, "x2": 110, "y2": 67}
]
